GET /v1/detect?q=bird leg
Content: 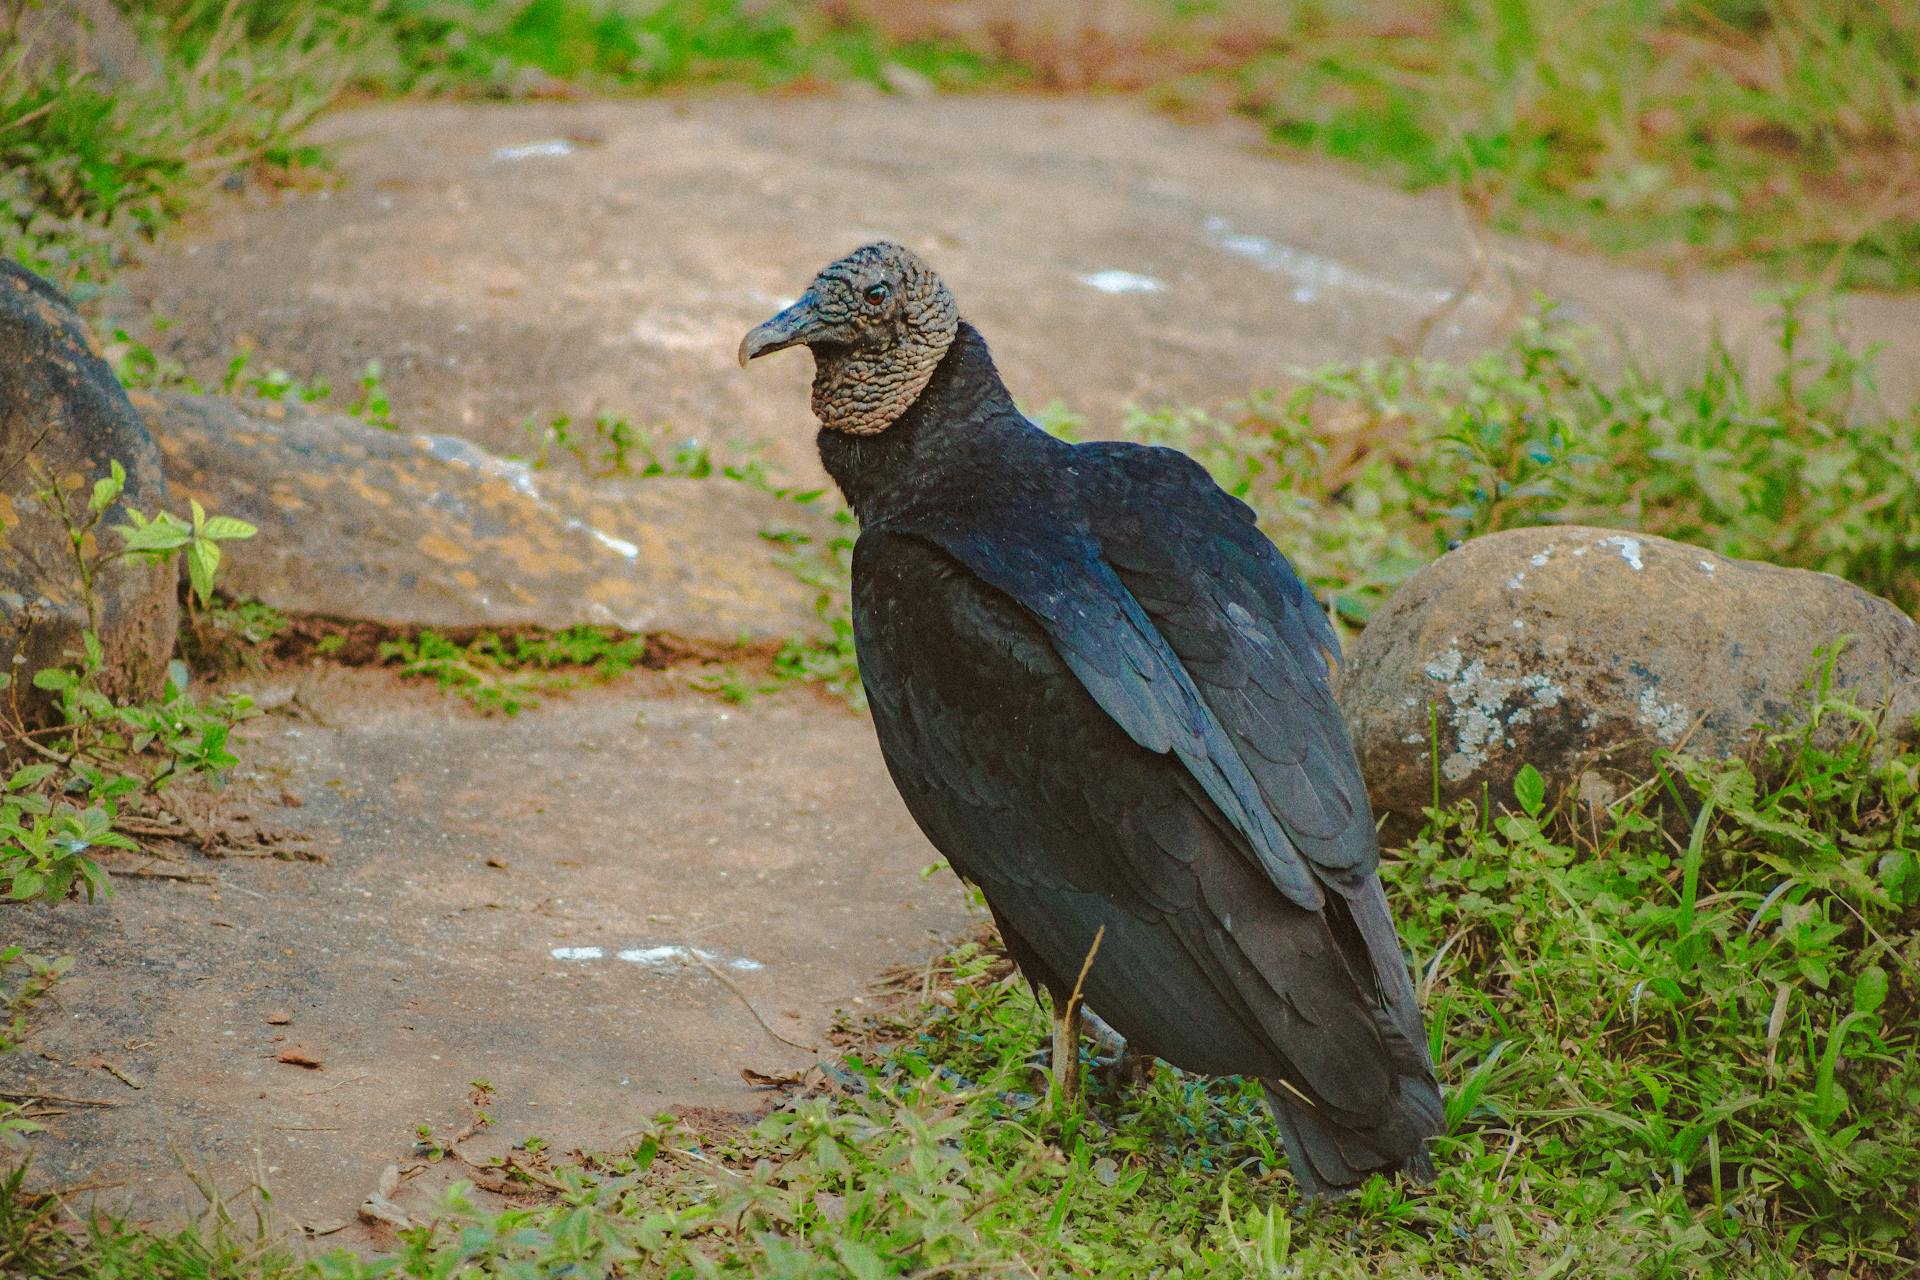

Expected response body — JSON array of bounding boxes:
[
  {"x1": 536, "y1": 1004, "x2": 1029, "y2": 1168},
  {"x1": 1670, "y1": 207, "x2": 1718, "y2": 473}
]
[
  {"x1": 1083, "y1": 1007, "x2": 1153, "y2": 1089},
  {"x1": 1050, "y1": 991, "x2": 1083, "y2": 1108}
]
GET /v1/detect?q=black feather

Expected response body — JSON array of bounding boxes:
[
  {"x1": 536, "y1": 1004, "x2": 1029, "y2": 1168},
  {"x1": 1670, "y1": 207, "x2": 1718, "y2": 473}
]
[{"x1": 821, "y1": 322, "x2": 1442, "y2": 1193}]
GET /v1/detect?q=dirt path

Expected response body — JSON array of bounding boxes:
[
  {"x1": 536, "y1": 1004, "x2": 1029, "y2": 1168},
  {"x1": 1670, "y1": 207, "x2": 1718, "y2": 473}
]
[{"x1": 3, "y1": 670, "x2": 967, "y2": 1242}]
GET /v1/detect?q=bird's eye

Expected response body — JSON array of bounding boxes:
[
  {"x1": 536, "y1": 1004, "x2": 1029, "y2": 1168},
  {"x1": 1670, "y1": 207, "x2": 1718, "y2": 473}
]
[{"x1": 863, "y1": 283, "x2": 890, "y2": 306}]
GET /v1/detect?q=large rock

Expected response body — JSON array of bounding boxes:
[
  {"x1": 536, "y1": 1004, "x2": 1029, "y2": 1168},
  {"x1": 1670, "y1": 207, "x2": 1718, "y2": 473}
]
[
  {"x1": 0, "y1": 261, "x2": 177, "y2": 715},
  {"x1": 139, "y1": 391, "x2": 836, "y2": 643},
  {"x1": 1342, "y1": 526, "x2": 1920, "y2": 824},
  {"x1": 14, "y1": 0, "x2": 154, "y2": 86}
]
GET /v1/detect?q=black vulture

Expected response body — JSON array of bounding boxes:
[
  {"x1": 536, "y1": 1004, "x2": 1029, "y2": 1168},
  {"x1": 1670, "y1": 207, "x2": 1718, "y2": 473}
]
[{"x1": 739, "y1": 242, "x2": 1442, "y2": 1196}]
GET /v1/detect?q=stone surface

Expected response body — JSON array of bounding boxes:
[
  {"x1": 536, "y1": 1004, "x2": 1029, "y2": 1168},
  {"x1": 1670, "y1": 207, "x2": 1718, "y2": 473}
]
[
  {"x1": 114, "y1": 97, "x2": 1920, "y2": 486},
  {"x1": 0, "y1": 669, "x2": 970, "y2": 1239},
  {"x1": 1342, "y1": 526, "x2": 1920, "y2": 824},
  {"x1": 0, "y1": 260, "x2": 177, "y2": 713},
  {"x1": 140, "y1": 390, "x2": 836, "y2": 642}
]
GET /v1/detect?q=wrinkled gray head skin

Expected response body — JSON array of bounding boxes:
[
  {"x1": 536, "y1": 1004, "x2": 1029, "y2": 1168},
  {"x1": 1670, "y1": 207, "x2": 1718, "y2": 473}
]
[{"x1": 738, "y1": 241, "x2": 960, "y2": 436}]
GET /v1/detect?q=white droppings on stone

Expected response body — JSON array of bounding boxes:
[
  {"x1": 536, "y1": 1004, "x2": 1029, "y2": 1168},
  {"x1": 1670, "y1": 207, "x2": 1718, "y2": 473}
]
[
  {"x1": 1506, "y1": 571, "x2": 1527, "y2": 590},
  {"x1": 1600, "y1": 534, "x2": 1645, "y2": 570},
  {"x1": 1403, "y1": 732, "x2": 1425, "y2": 744},
  {"x1": 552, "y1": 944, "x2": 761, "y2": 971},
  {"x1": 616, "y1": 945, "x2": 764, "y2": 972},
  {"x1": 493, "y1": 139, "x2": 575, "y2": 161},
  {"x1": 1529, "y1": 545, "x2": 1556, "y2": 567},
  {"x1": 1079, "y1": 270, "x2": 1166, "y2": 295},
  {"x1": 589, "y1": 528, "x2": 640, "y2": 559},
  {"x1": 1202, "y1": 215, "x2": 1468, "y2": 308},
  {"x1": 1698, "y1": 560, "x2": 1716, "y2": 573},
  {"x1": 1636, "y1": 687, "x2": 1690, "y2": 744},
  {"x1": 1512, "y1": 619, "x2": 1526, "y2": 630}
]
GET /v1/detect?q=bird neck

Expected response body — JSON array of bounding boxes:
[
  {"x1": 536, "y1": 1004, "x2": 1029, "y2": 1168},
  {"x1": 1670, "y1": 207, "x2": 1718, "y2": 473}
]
[{"x1": 816, "y1": 321, "x2": 1032, "y2": 526}]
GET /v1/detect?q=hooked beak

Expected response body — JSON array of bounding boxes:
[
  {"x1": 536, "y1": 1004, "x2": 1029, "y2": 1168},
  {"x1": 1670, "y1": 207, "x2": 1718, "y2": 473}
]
[{"x1": 737, "y1": 291, "x2": 820, "y2": 368}]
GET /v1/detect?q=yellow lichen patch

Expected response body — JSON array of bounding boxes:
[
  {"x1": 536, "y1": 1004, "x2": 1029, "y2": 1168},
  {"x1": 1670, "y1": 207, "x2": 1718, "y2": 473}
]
[
  {"x1": 271, "y1": 487, "x2": 308, "y2": 512},
  {"x1": 453, "y1": 569, "x2": 481, "y2": 590},
  {"x1": 348, "y1": 474, "x2": 394, "y2": 508},
  {"x1": 128, "y1": 391, "x2": 163, "y2": 416},
  {"x1": 492, "y1": 531, "x2": 586, "y2": 578},
  {"x1": 584, "y1": 577, "x2": 643, "y2": 609},
  {"x1": 416, "y1": 531, "x2": 473, "y2": 565}
]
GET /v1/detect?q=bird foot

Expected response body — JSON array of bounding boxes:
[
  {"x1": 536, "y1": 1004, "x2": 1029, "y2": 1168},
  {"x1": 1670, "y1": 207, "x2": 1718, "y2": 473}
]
[
  {"x1": 1092, "y1": 1043, "x2": 1155, "y2": 1089},
  {"x1": 1082, "y1": 1008, "x2": 1154, "y2": 1089},
  {"x1": 1026, "y1": 1008, "x2": 1152, "y2": 1096}
]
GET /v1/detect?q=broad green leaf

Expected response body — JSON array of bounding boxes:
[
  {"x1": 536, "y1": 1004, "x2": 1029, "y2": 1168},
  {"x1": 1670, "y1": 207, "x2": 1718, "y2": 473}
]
[
  {"x1": 88, "y1": 463, "x2": 124, "y2": 514},
  {"x1": 113, "y1": 515, "x2": 192, "y2": 553},
  {"x1": 188, "y1": 538, "x2": 221, "y2": 605},
  {"x1": 198, "y1": 515, "x2": 257, "y2": 542},
  {"x1": 1514, "y1": 763, "x2": 1546, "y2": 817},
  {"x1": 1853, "y1": 966, "x2": 1889, "y2": 1015},
  {"x1": 6, "y1": 765, "x2": 57, "y2": 790}
]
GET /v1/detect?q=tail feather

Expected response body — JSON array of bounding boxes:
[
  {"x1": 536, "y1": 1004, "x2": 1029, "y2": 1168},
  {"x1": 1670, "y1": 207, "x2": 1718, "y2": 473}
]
[{"x1": 1263, "y1": 1077, "x2": 1441, "y2": 1198}]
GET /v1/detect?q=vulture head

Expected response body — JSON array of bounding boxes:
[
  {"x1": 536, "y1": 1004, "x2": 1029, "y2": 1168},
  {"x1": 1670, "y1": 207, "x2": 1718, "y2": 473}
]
[{"x1": 738, "y1": 241, "x2": 959, "y2": 436}]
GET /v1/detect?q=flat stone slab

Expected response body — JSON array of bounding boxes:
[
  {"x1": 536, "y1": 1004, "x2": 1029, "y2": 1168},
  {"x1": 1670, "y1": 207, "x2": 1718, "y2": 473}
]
[
  {"x1": 117, "y1": 96, "x2": 1920, "y2": 483},
  {"x1": 0, "y1": 671, "x2": 968, "y2": 1239},
  {"x1": 140, "y1": 390, "x2": 836, "y2": 641}
]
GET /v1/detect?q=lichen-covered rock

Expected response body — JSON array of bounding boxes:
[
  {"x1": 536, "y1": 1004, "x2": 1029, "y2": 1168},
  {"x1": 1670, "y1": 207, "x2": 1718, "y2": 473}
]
[
  {"x1": 140, "y1": 391, "x2": 836, "y2": 643},
  {"x1": 0, "y1": 261, "x2": 178, "y2": 717},
  {"x1": 1342, "y1": 526, "x2": 1920, "y2": 825}
]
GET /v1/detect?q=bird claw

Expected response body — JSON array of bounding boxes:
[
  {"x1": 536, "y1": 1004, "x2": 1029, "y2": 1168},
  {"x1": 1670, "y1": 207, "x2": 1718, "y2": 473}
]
[{"x1": 1093, "y1": 1044, "x2": 1155, "y2": 1089}]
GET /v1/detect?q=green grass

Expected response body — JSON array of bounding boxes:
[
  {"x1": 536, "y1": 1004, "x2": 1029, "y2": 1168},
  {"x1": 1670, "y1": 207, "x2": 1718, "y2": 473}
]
[
  {"x1": 1114, "y1": 0, "x2": 1920, "y2": 288},
  {"x1": 378, "y1": 625, "x2": 649, "y2": 714},
  {"x1": 0, "y1": 1, "x2": 345, "y2": 294},
  {"x1": 333, "y1": 0, "x2": 1010, "y2": 96}
]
